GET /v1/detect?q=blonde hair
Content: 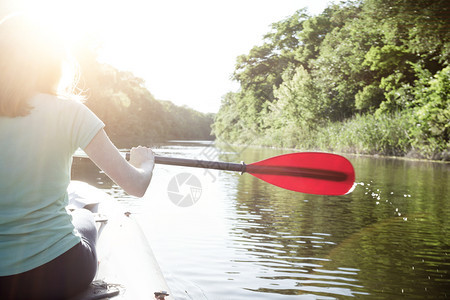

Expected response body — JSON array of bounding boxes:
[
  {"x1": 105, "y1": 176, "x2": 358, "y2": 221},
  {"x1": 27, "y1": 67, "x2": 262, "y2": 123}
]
[{"x1": 0, "y1": 13, "x2": 79, "y2": 117}]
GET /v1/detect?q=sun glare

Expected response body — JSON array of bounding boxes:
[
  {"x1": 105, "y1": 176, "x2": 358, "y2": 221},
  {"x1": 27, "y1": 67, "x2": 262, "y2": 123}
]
[
  {"x1": 2, "y1": 0, "x2": 139, "y2": 93},
  {"x1": 2, "y1": 0, "x2": 110, "y2": 49},
  {"x1": 2, "y1": 0, "x2": 331, "y2": 112}
]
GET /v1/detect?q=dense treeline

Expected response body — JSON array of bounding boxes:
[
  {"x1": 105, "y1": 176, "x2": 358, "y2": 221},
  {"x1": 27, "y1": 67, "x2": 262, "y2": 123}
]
[
  {"x1": 74, "y1": 45, "x2": 214, "y2": 147},
  {"x1": 212, "y1": 0, "x2": 449, "y2": 160}
]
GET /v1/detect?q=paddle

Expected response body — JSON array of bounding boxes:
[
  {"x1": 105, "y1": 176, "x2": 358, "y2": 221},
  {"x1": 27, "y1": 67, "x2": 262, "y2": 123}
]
[{"x1": 125, "y1": 152, "x2": 355, "y2": 196}]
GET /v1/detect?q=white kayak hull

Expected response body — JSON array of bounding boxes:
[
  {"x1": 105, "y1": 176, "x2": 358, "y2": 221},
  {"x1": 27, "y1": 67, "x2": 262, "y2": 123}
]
[{"x1": 67, "y1": 181, "x2": 171, "y2": 300}]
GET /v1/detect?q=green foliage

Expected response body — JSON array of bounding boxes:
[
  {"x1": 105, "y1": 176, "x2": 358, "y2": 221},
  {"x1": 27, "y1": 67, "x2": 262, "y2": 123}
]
[
  {"x1": 272, "y1": 66, "x2": 325, "y2": 129},
  {"x1": 213, "y1": 0, "x2": 449, "y2": 160},
  {"x1": 232, "y1": 10, "x2": 311, "y2": 112},
  {"x1": 294, "y1": 14, "x2": 331, "y2": 66},
  {"x1": 407, "y1": 65, "x2": 450, "y2": 156},
  {"x1": 364, "y1": 45, "x2": 415, "y2": 76},
  {"x1": 212, "y1": 91, "x2": 262, "y2": 144},
  {"x1": 264, "y1": 8, "x2": 310, "y2": 54},
  {"x1": 378, "y1": 71, "x2": 413, "y2": 113},
  {"x1": 243, "y1": 113, "x2": 413, "y2": 157},
  {"x1": 161, "y1": 101, "x2": 214, "y2": 140},
  {"x1": 363, "y1": 0, "x2": 450, "y2": 65},
  {"x1": 315, "y1": 113, "x2": 412, "y2": 156},
  {"x1": 355, "y1": 84, "x2": 384, "y2": 112}
]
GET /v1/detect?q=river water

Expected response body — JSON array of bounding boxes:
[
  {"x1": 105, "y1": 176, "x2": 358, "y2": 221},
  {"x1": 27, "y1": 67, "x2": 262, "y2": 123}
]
[{"x1": 72, "y1": 140, "x2": 449, "y2": 299}]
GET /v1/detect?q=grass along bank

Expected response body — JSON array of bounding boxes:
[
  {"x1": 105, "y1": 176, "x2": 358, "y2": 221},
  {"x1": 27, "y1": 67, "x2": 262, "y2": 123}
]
[{"x1": 225, "y1": 113, "x2": 449, "y2": 161}]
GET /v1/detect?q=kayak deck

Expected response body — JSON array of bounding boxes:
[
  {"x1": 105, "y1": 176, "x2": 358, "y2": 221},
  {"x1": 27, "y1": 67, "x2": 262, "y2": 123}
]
[
  {"x1": 69, "y1": 281, "x2": 120, "y2": 300},
  {"x1": 67, "y1": 181, "x2": 171, "y2": 300}
]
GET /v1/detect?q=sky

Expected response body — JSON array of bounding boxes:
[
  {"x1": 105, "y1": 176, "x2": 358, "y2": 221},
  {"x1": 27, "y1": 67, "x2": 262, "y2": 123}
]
[{"x1": 2, "y1": 0, "x2": 332, "y2": 113}]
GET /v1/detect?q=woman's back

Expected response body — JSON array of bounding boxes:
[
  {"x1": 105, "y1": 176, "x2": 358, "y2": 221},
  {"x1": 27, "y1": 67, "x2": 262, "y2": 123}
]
[{"x1": 0, "y1": 93, "x2": 104, "y2": 276}]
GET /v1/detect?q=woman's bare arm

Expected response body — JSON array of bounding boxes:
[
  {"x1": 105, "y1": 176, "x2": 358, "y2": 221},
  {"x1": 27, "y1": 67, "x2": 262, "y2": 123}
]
[{"x1": 83, "y1": 129, "x2": 154, "y2": 197}]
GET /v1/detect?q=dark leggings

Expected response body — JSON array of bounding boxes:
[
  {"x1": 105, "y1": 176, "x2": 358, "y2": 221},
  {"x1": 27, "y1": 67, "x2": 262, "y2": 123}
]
[{"x1": 0, "y1": 209, "x2": 98, "y2": 300}]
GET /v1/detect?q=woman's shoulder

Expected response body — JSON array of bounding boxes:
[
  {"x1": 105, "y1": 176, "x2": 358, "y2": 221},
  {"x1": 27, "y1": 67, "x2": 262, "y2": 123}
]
[
  {"x1": 31, "y1": 93, "x2": 87, "y2": 111},
  {"x1": 30, "y1": 93, "x2": 103, "y2": 131}
]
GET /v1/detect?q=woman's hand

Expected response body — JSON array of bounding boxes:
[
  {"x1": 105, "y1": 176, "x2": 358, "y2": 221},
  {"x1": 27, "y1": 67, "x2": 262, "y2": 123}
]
[
  {"x1": 84, "y1": 130, "x2": 155, "y2": 197},
  {"x1": 129, "y1": 146, "x2": 155, "y2": 173}
]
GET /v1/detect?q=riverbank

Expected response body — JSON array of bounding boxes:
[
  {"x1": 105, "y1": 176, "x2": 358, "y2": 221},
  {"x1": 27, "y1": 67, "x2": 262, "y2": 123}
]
[
  {"x1": 216, "y1": 140, "x2": 450, "y2": 164},
  {"x1": 218, "y1": 143, "x2": 450, "y2": 165},
  {"x1": 214, "y1": 113, "x2": 449, "y2": 162}
]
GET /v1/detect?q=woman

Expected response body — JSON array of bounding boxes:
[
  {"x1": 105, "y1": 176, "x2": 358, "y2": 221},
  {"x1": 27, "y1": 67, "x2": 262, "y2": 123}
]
[{"x1": 0, "y1": 13, "x2": 155, "y2": 299}]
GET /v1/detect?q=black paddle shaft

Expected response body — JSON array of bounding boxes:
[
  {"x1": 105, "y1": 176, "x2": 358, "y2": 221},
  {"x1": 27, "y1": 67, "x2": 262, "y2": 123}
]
[
  {"x1": 126, "y1": 153, "x2": 247, "y2": 173},
  {"x1": 155, "y1": 156, "x2": 247, "y2": 173}
]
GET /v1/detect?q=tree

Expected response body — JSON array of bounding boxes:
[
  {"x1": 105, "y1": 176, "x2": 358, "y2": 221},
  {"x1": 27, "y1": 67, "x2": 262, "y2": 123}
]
[{"x1": 272, "y1": 66, "x2": 325, "y2": 129}]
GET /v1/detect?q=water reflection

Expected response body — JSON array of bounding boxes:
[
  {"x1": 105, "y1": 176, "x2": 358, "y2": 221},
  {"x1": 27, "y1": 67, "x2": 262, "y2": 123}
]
[
  {"x1": 225, "y1": 169, "x2": 368, "y2": 297},
  {"x1": 71, "y1": 143, "x2": 449, "y2": 299},
  {"x1": 216, "y1": 148, "x2": 449, "y2": 299}
]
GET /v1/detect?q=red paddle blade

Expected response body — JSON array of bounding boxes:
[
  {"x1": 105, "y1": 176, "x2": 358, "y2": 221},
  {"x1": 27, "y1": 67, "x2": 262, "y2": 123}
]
[{"x1": 246, "y1": 152, "x2": 355, "y2": 195}]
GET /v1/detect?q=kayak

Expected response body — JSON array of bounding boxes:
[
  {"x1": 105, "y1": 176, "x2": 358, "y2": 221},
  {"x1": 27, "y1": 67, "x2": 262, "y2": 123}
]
[{"x1": 67, "y1": 181, "x2": 171, "y2": 300}]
